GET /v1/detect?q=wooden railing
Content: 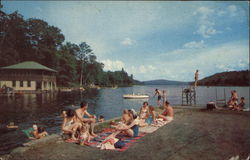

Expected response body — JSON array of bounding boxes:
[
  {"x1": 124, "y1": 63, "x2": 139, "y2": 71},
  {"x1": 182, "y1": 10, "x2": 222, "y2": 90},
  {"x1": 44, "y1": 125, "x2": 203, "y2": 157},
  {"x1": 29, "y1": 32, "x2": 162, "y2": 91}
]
[{"x1": 0, "y1": 75, "x2": 56, "y2": 81}]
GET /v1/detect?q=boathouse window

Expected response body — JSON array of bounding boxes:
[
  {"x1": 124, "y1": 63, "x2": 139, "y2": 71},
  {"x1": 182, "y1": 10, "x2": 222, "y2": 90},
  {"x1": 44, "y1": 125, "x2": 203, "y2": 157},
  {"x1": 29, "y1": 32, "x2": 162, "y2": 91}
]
[
  {"x1": 27, "y1": 81, "x2": 31, "y2": 87},
  {"x1": 12, "y1": 81, "x2": 16, "y2": 87},
  {"x1": 20, "y1": 81, "x2": 23, "y2": 87}
]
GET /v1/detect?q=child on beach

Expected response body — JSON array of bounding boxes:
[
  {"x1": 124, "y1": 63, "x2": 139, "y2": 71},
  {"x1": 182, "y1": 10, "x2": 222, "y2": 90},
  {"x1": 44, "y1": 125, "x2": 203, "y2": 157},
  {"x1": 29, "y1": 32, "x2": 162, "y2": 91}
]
[
  {"x1": 79, "y1": 125, "x2": 92, "y2": 145},
  {"x1": 30, "y1": 125, "x2": 48, "y2": 139},
  {"x1": 98, "y1": 115, "x2": 105, "y2": 122}
]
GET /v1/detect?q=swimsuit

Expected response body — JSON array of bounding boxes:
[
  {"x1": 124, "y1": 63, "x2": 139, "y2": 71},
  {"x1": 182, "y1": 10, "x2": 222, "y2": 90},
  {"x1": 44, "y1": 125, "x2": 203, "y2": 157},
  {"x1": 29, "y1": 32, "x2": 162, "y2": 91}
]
[
  {"x1": 158, "y1": 95, "x2": 162, "y2": 100},
  {"x1": 140, "y1": 107, "x2": 148, "y2": 119},
  {"x1": 131, "y1": 118, "x2": 140, "y2": 137},
  {"x1": 131, "y1": 125, "x2": 139, "y2": 137}
]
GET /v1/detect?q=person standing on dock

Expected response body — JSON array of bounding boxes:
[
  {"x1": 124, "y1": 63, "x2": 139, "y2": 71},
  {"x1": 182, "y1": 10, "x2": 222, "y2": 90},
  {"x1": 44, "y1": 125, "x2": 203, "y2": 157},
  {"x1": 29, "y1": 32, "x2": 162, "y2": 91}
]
[
  {"x1": 194, "y1": 70, "x2": 199, "y2": 87},
  {"x1": 75, "y1": 101, "x2": 97, "y2": 137},
  {"x1": 153, "y1": 89, "x2": 162, "y2": 106}
]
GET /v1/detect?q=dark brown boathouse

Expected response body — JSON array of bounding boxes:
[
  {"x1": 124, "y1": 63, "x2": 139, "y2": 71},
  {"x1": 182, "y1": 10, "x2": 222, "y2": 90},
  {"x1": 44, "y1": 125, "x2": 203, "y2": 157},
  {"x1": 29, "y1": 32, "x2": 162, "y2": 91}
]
[{"x1": 0, "y1": 61, "x2": 57, "y2": 92}]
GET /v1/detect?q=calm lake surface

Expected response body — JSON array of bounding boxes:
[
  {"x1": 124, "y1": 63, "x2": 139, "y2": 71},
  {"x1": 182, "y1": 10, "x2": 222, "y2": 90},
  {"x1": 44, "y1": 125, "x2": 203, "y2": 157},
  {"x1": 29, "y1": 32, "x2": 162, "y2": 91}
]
[{"x1": 0, "y1": 85, "x2": 249, "y2": 155}]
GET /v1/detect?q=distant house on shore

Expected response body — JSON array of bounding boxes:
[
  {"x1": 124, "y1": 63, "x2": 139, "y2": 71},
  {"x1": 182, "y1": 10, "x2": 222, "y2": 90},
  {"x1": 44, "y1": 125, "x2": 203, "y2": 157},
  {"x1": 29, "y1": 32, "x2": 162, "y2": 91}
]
[{"x1": 0, "y1": 61, "x2": 57, "y2": 92}]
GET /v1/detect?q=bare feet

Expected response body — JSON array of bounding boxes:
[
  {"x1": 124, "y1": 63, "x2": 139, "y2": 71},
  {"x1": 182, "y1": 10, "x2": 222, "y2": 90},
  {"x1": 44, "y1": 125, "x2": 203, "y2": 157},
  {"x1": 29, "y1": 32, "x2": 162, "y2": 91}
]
[{"x1": 90, "y1": 133, "x2": 97, "y2": 137}]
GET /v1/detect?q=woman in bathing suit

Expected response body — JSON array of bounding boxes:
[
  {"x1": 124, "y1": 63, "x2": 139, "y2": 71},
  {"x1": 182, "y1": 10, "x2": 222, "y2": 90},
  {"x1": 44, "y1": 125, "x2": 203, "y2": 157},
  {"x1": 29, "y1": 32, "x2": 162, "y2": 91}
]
[
  {"x1": 139, "y1": 102, "x2": 149, "y2": 119},
  {"x1": 116, "y1": 109, "x2": 140, "y2": 137},
  {"x1": 62, "y1": 110, "x2": 82, "y2": 140}
]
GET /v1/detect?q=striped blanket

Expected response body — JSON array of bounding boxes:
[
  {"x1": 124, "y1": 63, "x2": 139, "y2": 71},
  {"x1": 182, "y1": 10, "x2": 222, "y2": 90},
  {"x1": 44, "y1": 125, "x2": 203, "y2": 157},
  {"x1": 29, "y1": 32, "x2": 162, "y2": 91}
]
[{"x1": 65, "y1": 128, "x2": 146, "y2": 151}]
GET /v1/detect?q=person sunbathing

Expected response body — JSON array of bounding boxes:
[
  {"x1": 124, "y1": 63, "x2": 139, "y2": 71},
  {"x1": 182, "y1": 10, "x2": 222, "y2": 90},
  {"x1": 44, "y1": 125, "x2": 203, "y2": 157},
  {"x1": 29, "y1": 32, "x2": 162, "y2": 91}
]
[
  {"x1": 115, "y1": 109, "x2": 140, "y2": 137},
  {"x1": 139, "y1": 102, "x2": 149, "y2": 119},
  {"x1": 148, "y1": 105, "x2": 157, "y2": 124},
  {"x1": 97, "y1": 131, "x2": 121, "y2": 150},
  {"x1": 121, "y1": 109, "x2": 130, "y2": 124},
  {"x1": 79, "y1": 125, "x2": 92, "y2": 145},
  {"x1": 138, "y1": 102, "x2": 150, "y2": 127},
  {"x1": 62, "y1": 110, "x2": 82, "y2": 140},
  {"x1": 31, "y1": 125, "x2": 48, "y2": 139},
  {"x1": 157, "y1": 101, "x2": 174, "y2": 122},
  {"x1": 235, "y1": 97, "x2": 246, "y2": 111},
  {"x1": 228, "y1": 90, "x2": 238, "y2": 109}
]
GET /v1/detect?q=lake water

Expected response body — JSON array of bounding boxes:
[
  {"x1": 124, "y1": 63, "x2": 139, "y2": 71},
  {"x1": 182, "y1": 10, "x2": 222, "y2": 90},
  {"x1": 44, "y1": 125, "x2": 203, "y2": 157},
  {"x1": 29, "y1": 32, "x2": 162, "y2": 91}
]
[{"x1": 0, "y1": 85, "x2": 249, "y2": 155}]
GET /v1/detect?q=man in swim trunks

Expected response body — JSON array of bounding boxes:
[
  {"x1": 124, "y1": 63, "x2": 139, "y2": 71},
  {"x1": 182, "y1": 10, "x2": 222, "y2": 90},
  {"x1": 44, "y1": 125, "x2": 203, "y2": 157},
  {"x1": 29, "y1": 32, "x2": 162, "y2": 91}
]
[
  {"x1": 153, "y1": 89, "x2": 162, "y2": 106},
  {"x1": 75, "y1": 101, "x2": 97, "y2": 136},
  {"x1": 194, "y1": 70, "x2": 199, "y2": 87},
  {"x1": 158, "y1": 101, "x2": 174, "y2": 122}
]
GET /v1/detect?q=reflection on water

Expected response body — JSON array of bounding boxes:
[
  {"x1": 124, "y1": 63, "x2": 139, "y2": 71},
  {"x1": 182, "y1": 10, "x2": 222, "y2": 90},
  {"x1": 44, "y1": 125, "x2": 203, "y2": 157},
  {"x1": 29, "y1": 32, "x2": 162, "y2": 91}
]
[{"x1": 0, "y1": 85, "x2": 249, "y2": 155}]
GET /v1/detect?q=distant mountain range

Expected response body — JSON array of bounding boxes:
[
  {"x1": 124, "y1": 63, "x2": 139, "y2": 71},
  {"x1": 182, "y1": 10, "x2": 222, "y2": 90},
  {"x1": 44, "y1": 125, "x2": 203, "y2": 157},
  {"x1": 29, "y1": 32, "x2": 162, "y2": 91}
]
[
  {"x1": 198, "y1": 70, "x2": 250, "y2": 86},
  {"x1": 140, "y1": 70, "x2": 250, "y2": 86},
  {"x1": 142, "y1": 79, "x2": 190, "y2": 85}
]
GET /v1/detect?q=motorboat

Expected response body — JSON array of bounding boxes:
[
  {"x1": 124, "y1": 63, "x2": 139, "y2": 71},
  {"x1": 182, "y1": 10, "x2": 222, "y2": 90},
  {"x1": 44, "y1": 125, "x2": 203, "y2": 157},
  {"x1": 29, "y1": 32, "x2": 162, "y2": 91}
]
[{"x1": 123, "y1": 93, "x2": 149, "y2": 99}]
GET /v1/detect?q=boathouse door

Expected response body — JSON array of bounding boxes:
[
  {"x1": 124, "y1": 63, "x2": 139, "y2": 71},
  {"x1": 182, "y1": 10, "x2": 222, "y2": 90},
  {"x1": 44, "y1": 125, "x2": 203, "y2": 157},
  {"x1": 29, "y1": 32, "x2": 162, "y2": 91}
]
[{"x1": 36, "y1": 81, "x2": 42, "y2": 90}]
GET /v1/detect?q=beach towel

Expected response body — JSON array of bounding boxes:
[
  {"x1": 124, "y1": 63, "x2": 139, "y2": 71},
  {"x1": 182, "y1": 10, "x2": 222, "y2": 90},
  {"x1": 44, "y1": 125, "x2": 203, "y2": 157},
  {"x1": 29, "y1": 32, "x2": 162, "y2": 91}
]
[
  {"x1": 139, "y1": 119, "x2": 173, "y2": 133},
  {"x1": 67, "y1": 128, "x2": 146, "y2": 151}
]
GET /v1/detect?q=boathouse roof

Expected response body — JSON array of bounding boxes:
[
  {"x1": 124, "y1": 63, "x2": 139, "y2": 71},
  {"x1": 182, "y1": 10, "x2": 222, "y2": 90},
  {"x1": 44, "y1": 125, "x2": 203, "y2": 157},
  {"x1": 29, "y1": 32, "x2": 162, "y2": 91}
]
[{"x1": 0, "y1": 61, "x2": 57, "y2": 72}]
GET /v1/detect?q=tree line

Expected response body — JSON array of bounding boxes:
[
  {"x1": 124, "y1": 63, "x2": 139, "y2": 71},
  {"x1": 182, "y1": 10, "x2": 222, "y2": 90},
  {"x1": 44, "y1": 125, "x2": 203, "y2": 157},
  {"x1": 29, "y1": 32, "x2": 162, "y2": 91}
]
[{"x1": 0, "y1": 11, "x2": 135, "y2": 87}]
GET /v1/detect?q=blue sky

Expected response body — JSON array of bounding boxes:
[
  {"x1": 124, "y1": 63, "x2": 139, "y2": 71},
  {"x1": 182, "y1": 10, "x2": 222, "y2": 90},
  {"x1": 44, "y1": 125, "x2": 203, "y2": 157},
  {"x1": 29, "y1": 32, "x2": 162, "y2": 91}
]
[{"x1": 2, "y1": 1, "x2": 249, "y2": 81}]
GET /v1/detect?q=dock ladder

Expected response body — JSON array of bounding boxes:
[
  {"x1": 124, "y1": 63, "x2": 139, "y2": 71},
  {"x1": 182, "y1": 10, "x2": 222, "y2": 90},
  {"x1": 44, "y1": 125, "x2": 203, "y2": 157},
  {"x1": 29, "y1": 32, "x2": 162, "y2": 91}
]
[
  {"x1": 182, "y1": 87, "x2": 196, "y2": 106},
  {"x1": 215, "y1": 88, "x2": 226, "y2": 107}
]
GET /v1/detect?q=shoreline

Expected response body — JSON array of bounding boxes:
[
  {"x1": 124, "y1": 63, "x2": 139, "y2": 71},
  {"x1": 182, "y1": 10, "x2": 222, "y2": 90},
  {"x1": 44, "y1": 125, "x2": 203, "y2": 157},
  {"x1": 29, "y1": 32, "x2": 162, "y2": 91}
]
[{"x1": 1, "y1": 106, "x2": 250, "y2": 160}]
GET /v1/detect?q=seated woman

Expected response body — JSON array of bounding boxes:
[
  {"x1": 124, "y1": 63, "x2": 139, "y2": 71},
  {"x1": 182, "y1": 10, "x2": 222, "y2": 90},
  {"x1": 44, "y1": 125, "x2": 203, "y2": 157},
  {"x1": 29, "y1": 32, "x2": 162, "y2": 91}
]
[
  {"x1": 147, "y1": 105, "x2": 157, "y2": 125},
  {"x1": 116, "y1": 109, "x2": 140, "y2": 137},
  {"x1": 157, "y1": 101, "x2": 174, "y2": 122},
  {"x1": 62, "y1": 110, "x2": 82, "y2": 140},
  {"x1": 228, "y1": 90, "x2": 238, "y2": 109},
  {"x1": 138, "y1": 102, "x2": 149, "y2": 127},
  {"x1": 139, "y1": 102, "x2": 149, "y2": 119},
  {"x1": 235, "y1": 97, "x2": 246, "y2": 111}
]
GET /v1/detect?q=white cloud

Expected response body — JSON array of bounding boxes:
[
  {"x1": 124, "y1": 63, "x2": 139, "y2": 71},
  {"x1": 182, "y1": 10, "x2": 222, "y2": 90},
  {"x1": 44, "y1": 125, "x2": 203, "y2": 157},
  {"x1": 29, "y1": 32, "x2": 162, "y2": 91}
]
[
  {"x1": 194, "y1": 6, "x2": 214, "y2": 19},
  {"x1": 36, "y1": 7, "x2": 42, "y2": 12},
  {"x1": 228, "y1": 5, "x2": 237, "y2": 16},
  {"x1": 194, "y1": 6, "x2": 221, "y2": 38},
  {"x1": 127, "y1": 64, "x2": 157, "y2": 74},
  {"x1": 156, "y1": 41, "x2": 249, "y2": 81},
  {"x1": 101, "y1": 59, "x2": 125, "y2": 71},
  {"x1": 217, "y1": 10, "x2": 226, "y2": 16},
  {"x1": 121, "y1": 37, "x2": 136, "y2": 46},
  {"x1": 183, "y1": 40, "x2": 205, "y2": 49}
]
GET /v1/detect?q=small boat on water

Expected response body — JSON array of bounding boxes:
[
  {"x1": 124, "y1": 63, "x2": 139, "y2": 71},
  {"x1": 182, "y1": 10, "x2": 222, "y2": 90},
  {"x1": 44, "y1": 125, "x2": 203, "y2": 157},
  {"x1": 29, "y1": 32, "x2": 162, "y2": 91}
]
[{"x1": 123, "y1": 93, "x2": 149, "y2": 99}]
